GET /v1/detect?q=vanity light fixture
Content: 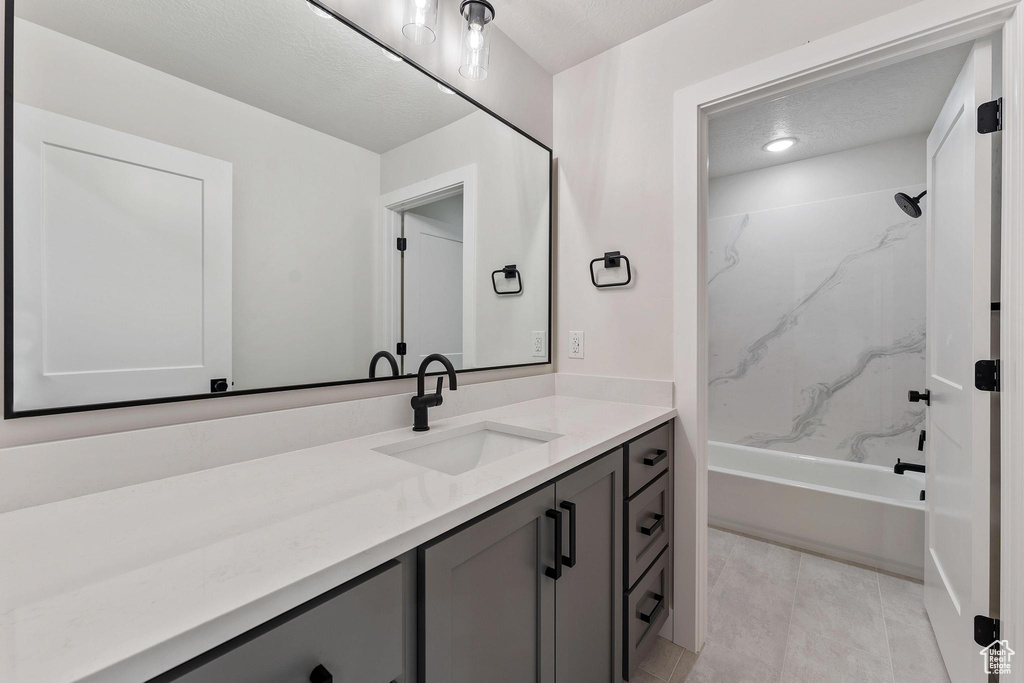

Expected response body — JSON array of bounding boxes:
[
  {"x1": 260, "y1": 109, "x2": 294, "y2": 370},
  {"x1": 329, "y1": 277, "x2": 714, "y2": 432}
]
[
  {"x1": 459, "y1": 0, "x2": 495, "y2": 81},
  {"x1": 382, "y1": 48, "x2": 404, "y2": 62},
  {"x1": 403, "y1": 0, "x2": 439, "y2": 45},
  {"x1": 763, "y1": 137, "x2": 797, "y2": 152},
  {"x1": 437, "y1": 83, "x2": 456, "y2": 95},
  {"x1": 305, "y1": 0, "x2": 332, "y2": 19}
]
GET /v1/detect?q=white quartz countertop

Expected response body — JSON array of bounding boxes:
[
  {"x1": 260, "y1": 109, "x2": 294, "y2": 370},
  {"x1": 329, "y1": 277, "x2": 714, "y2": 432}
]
[{"x1": 0, "y1": 396, "x2": 675, "y2": 682}]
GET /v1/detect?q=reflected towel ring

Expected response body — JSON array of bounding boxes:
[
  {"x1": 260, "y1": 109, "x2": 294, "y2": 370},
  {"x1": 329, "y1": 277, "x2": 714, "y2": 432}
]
[
  {"x1": 491, "y1": 264, "x2": 523, "y2": 295},
  {"x1": 590, "y1": 251, "x2": 631, "y2": 288}
]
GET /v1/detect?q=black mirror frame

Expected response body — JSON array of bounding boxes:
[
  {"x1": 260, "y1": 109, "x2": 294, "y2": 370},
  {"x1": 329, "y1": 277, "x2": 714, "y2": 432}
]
[{"x1": 1, "y1": 0, "x2": 552, "y2": 418}]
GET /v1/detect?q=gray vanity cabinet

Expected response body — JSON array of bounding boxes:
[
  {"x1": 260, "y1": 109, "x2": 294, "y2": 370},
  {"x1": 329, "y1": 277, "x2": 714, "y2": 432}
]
[
  {"x1": 420, "y1": 451, "x2": 624, "y2": 683},
  {"x1": 155, "y1": 561, "x2": 405, "y2": 683},
  {"x1": 554, "y1": 451, "x2": 623, "y2": 683},
  {"x1": 420, "y1": 485, "x2": 557, "y2": 683}
]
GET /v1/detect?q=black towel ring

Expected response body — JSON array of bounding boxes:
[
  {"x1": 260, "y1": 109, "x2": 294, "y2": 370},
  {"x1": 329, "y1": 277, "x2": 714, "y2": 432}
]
[
  {"x1": 590, "y1": 251, "x2": 631, "y2": 288},
  {"x1": 491, "y1": 264, "x2": 523, "y2": 295}
]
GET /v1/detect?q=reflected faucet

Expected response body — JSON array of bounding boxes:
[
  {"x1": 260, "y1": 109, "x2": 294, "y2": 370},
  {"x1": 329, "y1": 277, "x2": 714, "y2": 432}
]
[
  {"x1": 411, "y1": 354, "x2": 458, "y2": 432},
  {"x1": 369, "y1": 350, "x2": 400, "y2": 378}
]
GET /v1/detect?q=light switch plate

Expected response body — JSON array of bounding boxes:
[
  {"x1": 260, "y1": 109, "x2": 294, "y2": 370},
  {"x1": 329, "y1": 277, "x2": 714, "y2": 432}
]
[
  {"x1": 569, "y1": 331, "x2": 584, "y2": 359},
  {"x1": 532, "y1": 331, "x2": 546, "y2": 357}
]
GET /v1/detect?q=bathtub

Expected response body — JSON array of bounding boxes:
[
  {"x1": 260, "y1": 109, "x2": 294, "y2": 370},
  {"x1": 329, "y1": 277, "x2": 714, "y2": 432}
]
[{"x1": 708, "y1": 441, "x2": 926, "y2": 578}]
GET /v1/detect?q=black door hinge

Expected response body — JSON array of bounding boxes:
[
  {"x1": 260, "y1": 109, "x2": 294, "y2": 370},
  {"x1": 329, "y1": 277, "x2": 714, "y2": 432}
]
[
  {"x1": 978, "y1": 98, "x2": 1002, "y2": 134},
  {"x1": 396, "y1": 342, "x2": 407, "y2": 356},
  {"x1": 975, "y1": 615, "x2": 1001, "y2": 647},
  {"x1": 975, "y1": 359, "x2": 1000, "y2": 392},
  {"x1": 396, "y1": 237, "x2": 407, "y2": 252}
]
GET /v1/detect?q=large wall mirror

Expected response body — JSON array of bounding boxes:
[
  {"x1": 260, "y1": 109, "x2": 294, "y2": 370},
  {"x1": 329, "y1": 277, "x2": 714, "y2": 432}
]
[{"x1": 4, "y1": 0, "x2": 551, "y2": 417}]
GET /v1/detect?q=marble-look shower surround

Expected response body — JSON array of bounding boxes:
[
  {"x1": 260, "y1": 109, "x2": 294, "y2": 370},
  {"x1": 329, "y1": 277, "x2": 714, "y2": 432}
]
[{"x1": 708, "y1": 186, "x2": 926, "y2": 466}]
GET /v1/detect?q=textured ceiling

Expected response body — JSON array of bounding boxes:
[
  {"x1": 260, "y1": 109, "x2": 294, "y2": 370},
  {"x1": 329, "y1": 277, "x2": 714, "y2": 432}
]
[
  {"x1": 496, "y1": 0, "x2": 714, "y2": 74},
  {"x1": 15, "y1": 0, "x2": 476, "y2": 154},
  {"x1": 709, "y1": 43, "x2": 973, "y2": 178}
]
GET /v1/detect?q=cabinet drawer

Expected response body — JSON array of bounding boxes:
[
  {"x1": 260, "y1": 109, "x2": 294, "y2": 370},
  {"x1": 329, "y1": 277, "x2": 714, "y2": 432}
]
[
  {"x1": 625, "y1": 423, "x2": 670, "y2": 497},
  {"x1": 624, "y1": 548, "x2": 670, "y2": 681},
  {"x1": 159, "y1": 562, "x2": 404, "y2": 683},
  {"x1": 625, "y1": 471, "x2": 669, "y2": 589}
]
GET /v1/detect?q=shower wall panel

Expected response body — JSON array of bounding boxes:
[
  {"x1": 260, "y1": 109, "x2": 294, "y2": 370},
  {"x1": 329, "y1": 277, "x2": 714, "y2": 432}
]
[{"x1": 708, "y1": 185, "x2": 926, "y2": 466}]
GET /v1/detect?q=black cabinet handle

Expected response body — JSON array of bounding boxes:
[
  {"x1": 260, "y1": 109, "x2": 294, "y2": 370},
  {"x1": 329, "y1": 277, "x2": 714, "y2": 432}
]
[
  {"x1": 639, "y1": 593, "x2": 664, "y2": 624},
  {"x1": 310, "y1": 664, "x2": 333, "y2": 683},
  {"x1": 559, "y1": 500, "x2": 577, "y2": 568},
  {"x1": 640, "y1": 513, "x2": 665, "y2": 536},
  {"x1": 642, "y1": 449, "x2": 668, "y2": 467},
  {"x1": 545, "y1": 508, "x2": 563, "y2": 580}
]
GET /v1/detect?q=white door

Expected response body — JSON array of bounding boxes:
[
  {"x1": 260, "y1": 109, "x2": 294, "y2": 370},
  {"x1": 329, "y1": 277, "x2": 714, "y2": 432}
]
[
  {"x1": 403, "y1": 212, "x2": 464, "y2": 370},
  {"x1": 923, "y1": 38, "x2": 997, "y2": 683},
  {"x1": 13, "y1": 104, "x2": 233, "y2": 411}
]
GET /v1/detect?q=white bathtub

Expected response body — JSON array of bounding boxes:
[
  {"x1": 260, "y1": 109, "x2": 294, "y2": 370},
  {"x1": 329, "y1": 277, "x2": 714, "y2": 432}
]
[{"x1": 708, "y1": 441, "x2": 926, "y2": 578}]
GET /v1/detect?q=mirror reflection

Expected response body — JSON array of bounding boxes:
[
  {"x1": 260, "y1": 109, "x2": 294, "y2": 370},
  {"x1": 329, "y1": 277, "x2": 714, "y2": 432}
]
[{"x1": 8, "y1": 0, "x2": 551, "y2": 415}]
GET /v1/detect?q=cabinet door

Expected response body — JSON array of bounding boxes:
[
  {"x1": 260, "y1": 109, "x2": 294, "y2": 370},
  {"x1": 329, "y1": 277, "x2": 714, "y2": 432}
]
[
  {"x1": 421, "y1": 485, "x2": 557, "y2": 683},
  {"x1": 555, "y1": 451, "x2": 623, "y2": 683},
  {"x1": 158, "y1": 561, "x2": 403, "y2": 683}
]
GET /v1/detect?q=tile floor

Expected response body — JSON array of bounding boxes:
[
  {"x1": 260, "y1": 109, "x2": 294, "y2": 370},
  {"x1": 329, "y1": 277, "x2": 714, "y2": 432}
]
[{"x1": 632, "y1": 528, "x2": 950, "y2": 683}]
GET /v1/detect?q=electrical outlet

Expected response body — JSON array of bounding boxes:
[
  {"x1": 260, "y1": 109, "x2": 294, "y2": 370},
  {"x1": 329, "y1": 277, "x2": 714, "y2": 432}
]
[
  {"x1": 532, "y1": 331, "x2": 546, "y2": 357},
  {"x1": 569, "y1": 331, "x2": 584, "y2": 359}
]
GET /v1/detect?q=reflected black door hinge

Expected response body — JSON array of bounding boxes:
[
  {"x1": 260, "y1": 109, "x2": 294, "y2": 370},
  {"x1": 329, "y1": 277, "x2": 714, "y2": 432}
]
[
  {"x1": 975, "y1": 615, "x2": 1000, "y2": 647},
  {"x1": 396, "y1": 342, "x2": 407, "y2": 356},
  {"x1": 978, "y1": 98, "x2": 1002, "y2": 134},
  {"x1": 918, "y1": 430, "x2": 926, "y2": 451},
  {"x1": 396, "y1": 237, "x2": 407, "y2": 252},
  {"x1": 975, "y1": 359, "x2": 1000, "y2": 392}
]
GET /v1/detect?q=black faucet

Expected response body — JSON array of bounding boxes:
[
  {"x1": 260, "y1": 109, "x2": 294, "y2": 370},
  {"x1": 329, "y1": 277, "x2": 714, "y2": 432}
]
[
  {"x1": 894, "y1": 458, "x2": 926, "y2": 475},
  {"x1": 369, "y1": 350, "x2": 400, "y2": 378},
  {"x1": 411, "y1": 354, "x2": 458, "y2": 431}
]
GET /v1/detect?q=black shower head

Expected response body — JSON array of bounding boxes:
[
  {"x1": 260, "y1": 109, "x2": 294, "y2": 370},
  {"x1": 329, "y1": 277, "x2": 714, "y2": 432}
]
[{"x1": 894, "y1": 190, "x2": 927, "y2": 218}]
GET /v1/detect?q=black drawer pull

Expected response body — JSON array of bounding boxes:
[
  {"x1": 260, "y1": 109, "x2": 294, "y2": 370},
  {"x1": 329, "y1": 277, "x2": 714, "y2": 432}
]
[
  {"x1": 639, "y1": 593, "x2": 664, "y2": 624},
  {"x1": 560, "y1": 500, "x2": 577, "y2": 568},
  {"x1": 640, "y1": 513, "x2": 665, "y2": 536},
  {"x1": 310, "y1": 664, "x2": 333, "y2": 683},
  {"x1": 545, "y1": 508, "x2": 563, "y2": 580},
  {"x1": 642, "y1": 449, "x2": 668, "y2": 467}
]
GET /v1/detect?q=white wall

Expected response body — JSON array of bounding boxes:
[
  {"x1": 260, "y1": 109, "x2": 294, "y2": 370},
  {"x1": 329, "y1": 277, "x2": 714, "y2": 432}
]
[
  {"x1": 381, "y1": 112, "x2": 550, "y2": 368},
  {"x1": 708, "y1": 138, "x2": 927, "y2": 467},
  {"x1": 551, "y1": 0, "x2": 939, "y2": 653},
  {"x1": 409, "y1": 194, "x2": 465, "y2": 232},
  {"x1": 0, "y1": 4, "x2": 552, "y2": 450},
  {"x1": 709, "y1": 136, "x2": 927, "y2": 217},
  {"x1": 14, "y1": 19, "x2": 383, "y2": 391},
  {"x1": 553, "y1": 0, "x2": 923, "y2": 380}
]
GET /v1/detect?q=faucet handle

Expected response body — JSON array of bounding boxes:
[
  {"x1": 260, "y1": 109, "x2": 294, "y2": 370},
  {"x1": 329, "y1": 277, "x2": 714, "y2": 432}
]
[{"x1": 435, "y1": 376, "x2": 444, "y2": 396}]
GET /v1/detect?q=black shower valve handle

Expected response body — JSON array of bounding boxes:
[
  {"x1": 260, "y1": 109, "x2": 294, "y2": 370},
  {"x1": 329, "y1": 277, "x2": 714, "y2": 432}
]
[{"x1": 908, "y1": 389, "x2": 931, "y2": 406}]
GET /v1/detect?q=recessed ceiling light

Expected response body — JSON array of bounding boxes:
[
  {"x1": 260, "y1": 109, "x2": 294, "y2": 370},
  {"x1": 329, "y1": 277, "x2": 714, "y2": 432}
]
[
  {"x1": 382, "y1": 48, "x2": 404, "y2": 62},
  {"x1": 305, "y1": 0, "x2": 332, "y2": 19},
  {"x1": 437, "y1": 84, "x2": 455, "y2": 95},
  {"x1": 764, "y1": 137, "x2": 797, "y2": 153}
]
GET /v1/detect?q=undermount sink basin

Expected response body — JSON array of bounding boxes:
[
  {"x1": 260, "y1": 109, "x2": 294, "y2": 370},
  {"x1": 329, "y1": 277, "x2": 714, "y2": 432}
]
[{"x1": 374, "y1": 421, "x2": 562, "y2": 476}]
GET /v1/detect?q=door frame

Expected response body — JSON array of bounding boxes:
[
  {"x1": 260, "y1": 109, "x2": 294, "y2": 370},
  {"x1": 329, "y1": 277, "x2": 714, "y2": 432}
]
[
  {"x1": 671, "y1": 0, "x2": 1024, "y2": 674},
  {"x1": 378, "y1": 165, "x2": 478, "y2": 372}
]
